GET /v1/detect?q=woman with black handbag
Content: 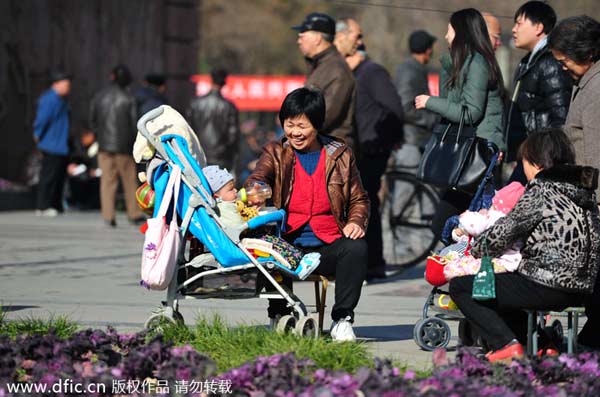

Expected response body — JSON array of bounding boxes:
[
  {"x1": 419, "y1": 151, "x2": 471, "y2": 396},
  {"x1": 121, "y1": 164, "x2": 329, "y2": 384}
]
[{"x1": 415, "y1": 8, "x2": 505, "y2": 239}]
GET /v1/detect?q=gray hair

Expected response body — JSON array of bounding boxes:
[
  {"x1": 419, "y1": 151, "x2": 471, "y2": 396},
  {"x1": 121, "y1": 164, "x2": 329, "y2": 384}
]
[
  {"x1": 336, "y1": 19, "x2": 349, "y2": 33},
  {"x1": 320, "y1": 32, "x2": 334, "y2": 43}
]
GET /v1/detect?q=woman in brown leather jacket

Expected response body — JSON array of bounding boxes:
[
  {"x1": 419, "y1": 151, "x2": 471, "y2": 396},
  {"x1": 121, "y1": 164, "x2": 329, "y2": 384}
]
[{"x1": 246, "y1": 87, "x2": 369, "y2": 341}]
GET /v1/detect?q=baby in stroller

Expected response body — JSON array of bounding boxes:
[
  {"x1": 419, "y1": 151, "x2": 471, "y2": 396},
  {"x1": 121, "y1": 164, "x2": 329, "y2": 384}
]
[
  {"x1": 416, "y1": 181, "x2": 526, "y2": 351},
  {"x1": 438, "y1": 181, "x2": 526, "y2": 282},
  {"x1": 426, "y1": 182, "x2": 526, "y2": 287},
  {"x1": 202, "y1": 165, "x2": 320, "y2": 280}
]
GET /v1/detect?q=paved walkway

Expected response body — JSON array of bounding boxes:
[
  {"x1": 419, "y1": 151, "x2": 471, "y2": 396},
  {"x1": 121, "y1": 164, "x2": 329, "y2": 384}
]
[{"x1": 0, "y1": 210, "x2": 459, "y2": 369}]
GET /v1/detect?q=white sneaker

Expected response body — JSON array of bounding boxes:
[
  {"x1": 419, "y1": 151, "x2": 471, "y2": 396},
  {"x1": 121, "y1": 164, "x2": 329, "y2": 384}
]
[
  {"x1": 330, "y1": 316, "x2": 356, "y2": 342},
  {"x1": 40, "y1": 208, "x2": 59, "y2": 217}
]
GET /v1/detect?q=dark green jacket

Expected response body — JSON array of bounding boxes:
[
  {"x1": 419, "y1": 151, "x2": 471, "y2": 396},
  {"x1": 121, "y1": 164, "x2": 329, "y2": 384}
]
[{"x1": 426, "y1": 53, "x2": 505, "y2": 151}]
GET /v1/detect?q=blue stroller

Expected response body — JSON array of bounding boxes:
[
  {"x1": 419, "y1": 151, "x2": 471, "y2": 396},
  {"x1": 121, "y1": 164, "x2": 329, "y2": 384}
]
[{"x1": 136, "y1": 106, "x2": 319, "y2": 337}]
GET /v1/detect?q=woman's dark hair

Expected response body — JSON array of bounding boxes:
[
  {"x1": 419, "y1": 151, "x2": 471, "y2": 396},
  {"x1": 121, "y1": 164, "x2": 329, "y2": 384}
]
[
  {"x1": 548, "y1": 16, "x2": 600, "y2": 64},
  {"x1": 518, "y1": 128, "x2": 575, "y2": 169},
  {"x1": 514, "y1": 1, "x2": 556, "y2": 34},
  {"x1": 278, "y1": 87, "x2": 326, "y2": 131},
  {"x1": 446, "y1": 8, "x2": 504, "y2": 91}
]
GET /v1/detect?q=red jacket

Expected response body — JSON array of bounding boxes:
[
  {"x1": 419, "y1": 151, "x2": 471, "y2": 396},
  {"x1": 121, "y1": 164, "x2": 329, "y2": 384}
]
[{"x1": 245, "y1": 135, "x2": 369, "y2": 232}]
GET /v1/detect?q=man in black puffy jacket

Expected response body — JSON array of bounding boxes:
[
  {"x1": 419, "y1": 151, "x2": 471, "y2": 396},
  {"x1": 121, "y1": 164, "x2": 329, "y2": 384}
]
[
  {"x1": 186, "y1": 69, "x2": 240, "y2": 176},
  {"x1": 89, "y1": 64, "x2": 144, "y2": 227},
  {"x1": 506, "y1": 1, "x2": 573, "y2": 182}
]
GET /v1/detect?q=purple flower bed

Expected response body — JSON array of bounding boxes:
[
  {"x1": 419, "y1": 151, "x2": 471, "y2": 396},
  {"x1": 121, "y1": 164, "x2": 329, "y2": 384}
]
[
  {"x1": 1, "y1": 328, "x2": 600, "y2": 396},
  {"x1": 220, "y1": 348, "x2": 600, "y2": 397}
]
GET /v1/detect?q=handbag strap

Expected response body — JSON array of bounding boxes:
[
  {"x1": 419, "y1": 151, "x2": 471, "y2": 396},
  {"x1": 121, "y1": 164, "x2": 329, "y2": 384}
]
[
  {"x1": 157, "y1": 165, "x2": 181, "y2": 218},
  {"x1": 441, "y1": 106, "x2": 474, "y2": 144}
]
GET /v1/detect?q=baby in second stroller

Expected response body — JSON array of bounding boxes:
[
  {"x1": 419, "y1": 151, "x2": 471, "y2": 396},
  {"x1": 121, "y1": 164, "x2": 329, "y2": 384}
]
[
  {"x1": 202, "y1": 165, "x2": 320, "y2": 280},
  {"x1": 426, "y1": 182, "x2": 525, "y2": 286},
  {"x1": 416, "y1": 181, "x2": 527, "y2": 351},
  {"x1": 440, "y1": 181, "x2": 526, "y2": 282}
]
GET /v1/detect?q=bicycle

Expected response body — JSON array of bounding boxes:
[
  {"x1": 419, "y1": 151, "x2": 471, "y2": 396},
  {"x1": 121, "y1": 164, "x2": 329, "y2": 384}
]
[{"x1": 380, "y1": 167, "x2": 440, "y2": 273}]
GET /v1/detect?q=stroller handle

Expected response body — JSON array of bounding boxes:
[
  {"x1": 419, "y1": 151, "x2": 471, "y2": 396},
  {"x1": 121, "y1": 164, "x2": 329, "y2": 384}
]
[
  {"x1": 137, "y1": 106, "x2": 165, "y2": 138},
  {"x1": 247, "y1": 209, "x2": 286, "y2": 229}
]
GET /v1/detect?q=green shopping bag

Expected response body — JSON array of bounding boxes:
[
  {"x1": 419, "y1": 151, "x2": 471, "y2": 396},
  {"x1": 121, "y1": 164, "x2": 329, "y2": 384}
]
[{"x1": 472, "y1": 240, "x2": 496, "y2": 301}]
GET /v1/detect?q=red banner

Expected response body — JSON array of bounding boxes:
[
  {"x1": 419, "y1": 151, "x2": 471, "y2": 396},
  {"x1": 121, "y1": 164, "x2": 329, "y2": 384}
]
[
  {"x1": 190, "y1": 75, "x2": 306, "y2": 111},
  {"x1": 191, "y1": 73, "x2": 439, "y2": 111},
  {"x1": 428, "y1": 73, "x2": 439, "y2": 97}
]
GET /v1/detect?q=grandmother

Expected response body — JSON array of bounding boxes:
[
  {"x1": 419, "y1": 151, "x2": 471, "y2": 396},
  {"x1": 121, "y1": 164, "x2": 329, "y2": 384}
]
[
  {"x1": 245, "y1": 87, "x2": 369, "y2": 342},
  {"x1": 450, "y1": 129, "x2": 600, "y2": 362}
]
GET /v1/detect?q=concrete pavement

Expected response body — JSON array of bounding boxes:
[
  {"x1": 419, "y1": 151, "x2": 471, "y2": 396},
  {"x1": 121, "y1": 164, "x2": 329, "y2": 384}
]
[{"x1": 0, "y1": 210, "x2": 457, "y2": 369}]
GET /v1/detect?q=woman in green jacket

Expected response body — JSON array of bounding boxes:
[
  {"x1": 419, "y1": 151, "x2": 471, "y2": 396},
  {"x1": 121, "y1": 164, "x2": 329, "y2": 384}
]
[{"x1": 415, "y1": 7, "x2": 506, "y2": 238}]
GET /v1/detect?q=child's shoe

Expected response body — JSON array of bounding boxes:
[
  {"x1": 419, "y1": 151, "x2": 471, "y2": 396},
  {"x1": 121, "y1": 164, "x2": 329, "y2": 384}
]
[
  {"x1": 485, "y1": 340, "x2": 524, "y2": 363},
  {"x1": 295, "y1": 252, "x2": 321, "y2": 280}
]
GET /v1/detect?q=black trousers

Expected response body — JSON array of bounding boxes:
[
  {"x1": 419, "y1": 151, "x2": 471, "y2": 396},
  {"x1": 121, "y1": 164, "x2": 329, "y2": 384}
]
[
  {"x1": 37, "y1": 152, "x2": 68, "y2": 211},
  {"x1": 359, "y1": 152, "x2": 390, "y2": 272},
  {"x1": 579, "y1": 272, "x2": 600, "y2": 348},
  {"x1": 264, "y1": 237, "x2": 368, "y2": 322},
  {"x1": 449, "y1": 273, "x2": 583, "y2": 350}
]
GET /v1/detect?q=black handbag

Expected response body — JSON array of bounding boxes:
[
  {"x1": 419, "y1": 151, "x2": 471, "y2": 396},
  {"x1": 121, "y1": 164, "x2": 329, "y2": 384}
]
[{"x1": 417, "y1": 107, "x2": 493, "y2": 194}]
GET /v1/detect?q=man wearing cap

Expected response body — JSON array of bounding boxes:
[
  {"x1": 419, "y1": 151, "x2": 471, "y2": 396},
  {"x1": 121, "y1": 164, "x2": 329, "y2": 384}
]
[
  {"x1": 294, "y1": 12, "x2": 357, "y2": 149},
  {"x1": 343, "y1": 37, "x2": 404, "y2": 281},
  {"x1": 390, "y1": 31, "x2": 439, "y2": 264},
  {"x1": 33, "y1": 71, "x2": 72, "y2": 217},
  {"x1": 394, "y1": 30, "x2": 438, "y2": 152}
]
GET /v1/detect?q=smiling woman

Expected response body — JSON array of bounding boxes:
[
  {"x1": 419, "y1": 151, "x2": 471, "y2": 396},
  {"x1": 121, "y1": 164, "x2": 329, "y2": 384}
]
[{"x1": 245, "y1": 87, "x2": 370, "y2": 342}]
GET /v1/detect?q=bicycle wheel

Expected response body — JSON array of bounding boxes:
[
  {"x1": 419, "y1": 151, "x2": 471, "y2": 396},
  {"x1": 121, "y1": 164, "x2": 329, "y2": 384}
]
[{"x1": 382, "y1": 171, "x2": 439, "y2": 269}]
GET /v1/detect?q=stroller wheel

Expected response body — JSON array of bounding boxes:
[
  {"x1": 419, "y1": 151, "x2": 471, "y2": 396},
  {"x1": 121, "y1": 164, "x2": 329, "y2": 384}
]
[
  {"x1": 144, "y1": 311, "x2": 184, "y2": 333},
  {"x1": 275, "y1": 315, "x2": 297, "y2": 334},
  {"x1": 413, "y1": 317, "x2": 451, "y2": 351},
  {"x1": 295, "y1": 317, "x2": 319, "y2": 339}
]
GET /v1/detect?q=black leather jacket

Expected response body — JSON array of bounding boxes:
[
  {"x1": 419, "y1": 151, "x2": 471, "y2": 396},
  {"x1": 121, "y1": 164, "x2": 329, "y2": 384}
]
[
  {"x1": 186, "y1": 89, "x2": 240, "y2": 171},
  {"x1": 506, "y1": 45, "x2": 573, "y2": 160},
  {"x1": 89, "y1": 84, "x2": 137, "y2": 154}
]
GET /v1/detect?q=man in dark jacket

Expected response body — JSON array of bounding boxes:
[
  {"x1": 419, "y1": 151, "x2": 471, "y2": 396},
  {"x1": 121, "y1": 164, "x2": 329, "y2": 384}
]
[
  {"x1": 186, "y1": 69, "x2": 240, "y2": 175},
  {"x1": 89, "y1": 64, "x2": 144, "y2": 227},
  {"x1": 395, "y1": 30, "x2": 438, "y2": 151},
  {"x1": 506, "y1": 1, "x2": 573, "y2": 182},
  {"x1": 293, "y1": 13, "x2": 357, "y2": 150},
  {"x1": 343, "y1": 36, "x2": 404, "y2": 280}
]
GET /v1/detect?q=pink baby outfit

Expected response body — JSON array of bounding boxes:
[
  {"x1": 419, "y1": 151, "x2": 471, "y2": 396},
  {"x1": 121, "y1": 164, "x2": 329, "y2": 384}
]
[{"x1": 443, "y1": 182, "x2": 526, "y2": 281}]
